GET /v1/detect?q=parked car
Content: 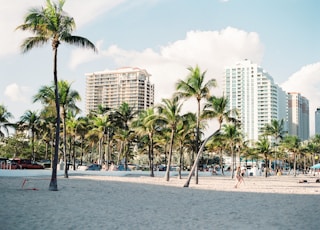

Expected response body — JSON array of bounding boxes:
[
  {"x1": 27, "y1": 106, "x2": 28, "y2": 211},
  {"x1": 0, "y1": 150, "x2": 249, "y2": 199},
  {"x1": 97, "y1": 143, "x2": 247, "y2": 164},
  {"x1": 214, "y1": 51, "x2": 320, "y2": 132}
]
[
  {"x1": 117, "y1": 164, "x2": 131, "y2": 171},
  {"x1": 85, "y1": 164, "x2": 102, "y2": 171},
  {"x1": 11, "y1": 159, "x2": 44, "y2": 169}
]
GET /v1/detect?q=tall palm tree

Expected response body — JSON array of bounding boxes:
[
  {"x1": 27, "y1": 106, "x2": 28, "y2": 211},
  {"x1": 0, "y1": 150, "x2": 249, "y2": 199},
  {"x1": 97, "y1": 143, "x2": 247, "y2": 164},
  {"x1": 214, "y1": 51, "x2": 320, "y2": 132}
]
[
  {"x1": 222, "y1": 123, "x2": 242, "y2": 179},
  {"x1": 263, "y1": 119, "x2": 286, "y2": 170},
  {"x1": 19, "y1": 110, "x2": 41, "y2": 161},
  {"x1": 75, "y1": 116, "x2": 90, "y2": 166},
  {"x1": 132, "y1": 108, "x2": 160, "y2": 177},
  {"x1": 158, "y1": 96, "x2": 182, "y2": 181},
  {"x1": 280, "y1": 135, "x2": 301, "y2": 176},
  {"x1": 17, "y1": 0, "x2": 96, "y2": 190},
  {"x1": 255, "y1": 136, "x2": 273, "y2": 177},
  {"x1": 34, "y1": 80, "x2": 81, "y2": 178},
  {"x1": 176, "y1": 112, "x2": 196, "y2": 179},
  {"x1": 0, "y1": 104, "x2": 14, "y2": 138},
  {"x1": 112, "y1": 102, "x2": 138, "y2": 169},
  {"x1": 176, "y1": 65, "x2": 216, "y2": 184}
]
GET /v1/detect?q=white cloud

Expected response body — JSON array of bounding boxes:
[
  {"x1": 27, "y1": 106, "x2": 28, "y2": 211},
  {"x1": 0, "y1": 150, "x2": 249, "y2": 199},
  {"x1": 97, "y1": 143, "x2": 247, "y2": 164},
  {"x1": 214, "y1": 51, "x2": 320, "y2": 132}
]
[
  {"x1": 281, "y1": 62, "x2": 320, "y2": 136},
  {"x1": 4, "y1": 83, "x2": 30, "y2": 103},
  {"x1": 0, "y1": 0, "x2": 126, "y2": 58},
  {"x1": 72, "y1": 27, "x2": 264, "y2": 104},
  {"x1": 70, "y1": 27, "x2": 264, "y2": 135}
]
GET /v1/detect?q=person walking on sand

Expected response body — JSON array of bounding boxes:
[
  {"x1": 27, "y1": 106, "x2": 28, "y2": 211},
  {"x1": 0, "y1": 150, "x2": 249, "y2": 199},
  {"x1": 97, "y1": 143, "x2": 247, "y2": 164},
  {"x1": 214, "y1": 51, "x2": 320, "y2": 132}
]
[{"x1": 234, "y1": 166, "x2": 244, "y2": 188}]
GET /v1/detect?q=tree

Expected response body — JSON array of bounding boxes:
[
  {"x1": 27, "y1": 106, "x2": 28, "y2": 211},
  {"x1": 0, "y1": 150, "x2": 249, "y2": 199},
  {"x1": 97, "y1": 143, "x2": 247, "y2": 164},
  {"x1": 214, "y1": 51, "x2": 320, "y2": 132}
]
[
  {"x1": 221, "y1": 123, "x2": 242, "y2": 179},
  {"x1": 280, "y1": 135, "x2": 301, "y2": 176},
  {"x1": 158, "y1": 96, "x2": 182, "y2": 181},
  {"x1": 34, "y1": 80, "x2": 81, "y2": 178},
  {"x1": 202, "y1": 95, "x2": 238, "y2": 129},
  {"x1": 255, "y1": 136, "x2": 273, "y2": 177},
  {"x1": 176, "y1": 65, "x2": 216, "y2": 184},
  {"x1": 17, "y1": 0, "x2": 96, "y2": 191},
  {"x1": 19, "y1": 110, "x2": 41, "y2": 161},
  {"x1": 132, "y1": 108, "x2": 160, "y2": 177},
  {"x1": 112, "y1": 102, "x2": 138, "y2": 170},
  {"x1": 262, "y1": 119, "x2": 286, "y2": 170},
  {"x1": 0, "y1": 104, "x2": 14, "y2": 138},
  {"x1": 175, "y1": 112, "x2": 196, "y2": 179}
]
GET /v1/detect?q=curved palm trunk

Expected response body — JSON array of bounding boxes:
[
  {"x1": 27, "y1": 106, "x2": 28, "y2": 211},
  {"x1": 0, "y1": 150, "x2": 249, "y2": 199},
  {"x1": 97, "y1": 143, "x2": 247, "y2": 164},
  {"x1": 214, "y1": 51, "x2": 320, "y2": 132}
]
[
  {"x1": 165, "y1": 129, "x2": 175, "y2": 181},
  {"x1": 49, "y1": 47, "x2": 60, "y2": 191},
  {"x1": 184, "y1": 129, "x2": 220, "y2": 187}
]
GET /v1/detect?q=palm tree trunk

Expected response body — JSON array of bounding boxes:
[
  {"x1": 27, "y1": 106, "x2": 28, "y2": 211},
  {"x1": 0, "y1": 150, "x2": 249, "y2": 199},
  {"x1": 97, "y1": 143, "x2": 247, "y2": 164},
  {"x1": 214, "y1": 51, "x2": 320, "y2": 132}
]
[
  {"x1": 195, "y1": 99, "x2": 201, "y2": 184},
  {"x1": 62, "y1": 110, "x2": 68, "y2": 178},
  {"x1": 49, "y1": 47, "x2": 60, "y2": 191},
  {"x1": 149, "y1": 136, "x2": 154, "y2": 177},
  {"x1": 165, "y1": 129, "x2": 175, "y2": 181},
  {"x1": 178, "y1": 144, "x2": 183, "y2": 179},
  {"x1": 184, "y1": 129, "x2": 220, "y2": 187}
]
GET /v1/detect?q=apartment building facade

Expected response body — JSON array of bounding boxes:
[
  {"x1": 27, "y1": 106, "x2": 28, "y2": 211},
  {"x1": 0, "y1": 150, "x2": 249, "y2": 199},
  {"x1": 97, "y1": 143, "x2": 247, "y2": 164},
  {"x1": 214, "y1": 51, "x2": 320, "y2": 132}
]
[
  {"x1": 85, "y1": 67, "x2": 154, "y2": 114},
  {"x1": 315, "y1": 108, "x2": 320, "y2": 135},
  {"x1": 223, "y1": 59, "x2": 288, "y2": 145},
  {"x1": 288, "y1": 92, "x2": 309, "y2": 141}
]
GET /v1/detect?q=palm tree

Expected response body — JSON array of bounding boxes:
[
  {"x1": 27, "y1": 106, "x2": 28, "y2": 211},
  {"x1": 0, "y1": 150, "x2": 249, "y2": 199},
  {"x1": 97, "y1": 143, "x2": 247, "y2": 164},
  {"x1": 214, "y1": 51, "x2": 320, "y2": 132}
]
[
  {"x1": 132, "y1": 108, "x2": 160, "y2": 177},
  {"x1": 19, "y1": 110, "x2": 41, "y2": 161},
  {"x1": 176, "y1": 65, "x2": 216, "y2": 184},
  {"x1": 112, "y1": 102, "x2": 138, "y2": 169},
  {"x1": 280, "y1": 135, "x2": 301, "y2": 176},
  {"x1": 75, "y1": 116, "x2": 90, "y2": 166},
  {"x1": 34, "y1": 80, "x2": 81, "y2": 178},
  {"x1": 263, "y1": 119, "x2": 286, "y2": 170},
  {"x1": 158, "y1": 96, "x2": 182, "y2": 181},
  {"x1": 176, "y1": 112, "x2": 196, "y2": 179},
  {"x1": 255, "y1": 136, "x2": 273, "y2": 177},
  {"x1": 223, "y1": 123, "x2": 242, "y2": 178},
  {"x1": 17, "y1": 0, "x2": 96, "y2": 190},
  {"x1": 202, "y1": 95, "x2": 238, "y2": 129},
  {"x1": 0, "y1": 104, "x2": 14, "y2": 138}
]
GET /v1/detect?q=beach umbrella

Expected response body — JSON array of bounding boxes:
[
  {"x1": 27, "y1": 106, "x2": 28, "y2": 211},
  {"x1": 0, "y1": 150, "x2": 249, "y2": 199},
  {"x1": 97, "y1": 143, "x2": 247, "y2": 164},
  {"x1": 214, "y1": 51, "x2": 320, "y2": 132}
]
[{"x1": 310, "y1": 163, "x2": 320, "y2": 169}]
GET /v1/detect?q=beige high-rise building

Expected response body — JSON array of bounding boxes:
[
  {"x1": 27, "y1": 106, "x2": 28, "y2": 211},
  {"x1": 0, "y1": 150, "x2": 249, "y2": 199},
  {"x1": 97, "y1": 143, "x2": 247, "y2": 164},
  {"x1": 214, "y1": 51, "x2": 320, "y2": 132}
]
[
  {"x1": 85, "y1": 67, "x2": 154, "y2": 114},
  {"x1": 288, "y1": 92, "x2": 309, "y2": 141}
]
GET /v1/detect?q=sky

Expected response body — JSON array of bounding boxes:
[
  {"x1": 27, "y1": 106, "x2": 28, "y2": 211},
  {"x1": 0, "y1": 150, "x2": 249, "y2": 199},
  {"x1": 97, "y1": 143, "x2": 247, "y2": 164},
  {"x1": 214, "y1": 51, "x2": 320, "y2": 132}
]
[{"x1": 1, "y1": 0, "x2": 320, "y2": 136}]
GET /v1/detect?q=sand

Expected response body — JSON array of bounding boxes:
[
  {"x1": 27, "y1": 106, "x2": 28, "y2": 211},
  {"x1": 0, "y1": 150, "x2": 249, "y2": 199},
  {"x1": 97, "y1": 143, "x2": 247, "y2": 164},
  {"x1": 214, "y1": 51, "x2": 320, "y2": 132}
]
[{"x1": 1, "y1": 170, "x2": 320, "y2": 230}]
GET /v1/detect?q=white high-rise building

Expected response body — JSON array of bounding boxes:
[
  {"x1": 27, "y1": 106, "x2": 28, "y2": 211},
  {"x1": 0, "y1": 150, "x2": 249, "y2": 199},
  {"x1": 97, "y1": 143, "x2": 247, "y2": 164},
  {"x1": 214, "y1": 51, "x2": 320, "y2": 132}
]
[
  {"x1": 288, "y1": 92, "x2": 309, "y2": 141},
  {"x1": 223, "y1": 59, "x2": 288, "y2": 145},
  {"x1": 85, "y1": 67, "x2": 154, "y2": 114},
  {"x1": 315, "y1": 108, "x2": 320, "y2": 135}
]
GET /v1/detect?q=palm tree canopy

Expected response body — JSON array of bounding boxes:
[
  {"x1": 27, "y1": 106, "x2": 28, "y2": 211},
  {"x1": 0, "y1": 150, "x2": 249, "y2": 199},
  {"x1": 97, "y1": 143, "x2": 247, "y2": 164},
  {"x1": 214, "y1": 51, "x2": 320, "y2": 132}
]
[
  {"x1": 262, "y1": 119, "x2": 286, "y2": 143},
  {"x1": 33, "y1": 80, "x2": 81, "y2": 114},
  {"x1": 175, "y1": 65, "x2": 216, "y2": 102},
  {"x1": 16, "y1": 0, "x2": 97, "y2": 53},
  {"x1": 202, "y1": 95, "x2": 239, "y2": 128},
  {"x1": 0, "y1": 104, "x2": 14, "y2": 137}
]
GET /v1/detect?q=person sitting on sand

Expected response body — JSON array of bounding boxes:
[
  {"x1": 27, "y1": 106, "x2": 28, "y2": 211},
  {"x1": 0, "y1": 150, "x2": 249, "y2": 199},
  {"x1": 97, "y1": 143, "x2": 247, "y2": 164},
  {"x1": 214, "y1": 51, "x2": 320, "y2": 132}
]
[{"x1": 234, "y1": 166, "x2": 244, "y2": 188}]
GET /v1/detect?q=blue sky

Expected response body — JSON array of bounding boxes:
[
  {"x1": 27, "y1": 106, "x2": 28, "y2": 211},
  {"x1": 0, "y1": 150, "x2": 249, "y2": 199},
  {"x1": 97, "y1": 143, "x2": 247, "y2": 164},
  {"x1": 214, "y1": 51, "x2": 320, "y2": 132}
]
[{"x1": 1, "y1": 0, "x2": 320, "y2": 135}]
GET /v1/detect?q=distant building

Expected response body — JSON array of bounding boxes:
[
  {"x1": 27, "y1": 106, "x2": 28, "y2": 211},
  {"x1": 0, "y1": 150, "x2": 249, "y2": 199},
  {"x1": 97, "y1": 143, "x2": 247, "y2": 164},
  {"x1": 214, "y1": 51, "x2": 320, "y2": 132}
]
[
  {"x1": 85, "y1": 67, "x2": 154, "y2": 114},
  {"x1": 223, "y1": 59, "x2": 288, "y2": 145},
  {"x1": 315, "y1": 108, "x2": 320, "y2": 135},
  {"x1": 287, "y1": 92, "x2": 309, "y2": 141}
]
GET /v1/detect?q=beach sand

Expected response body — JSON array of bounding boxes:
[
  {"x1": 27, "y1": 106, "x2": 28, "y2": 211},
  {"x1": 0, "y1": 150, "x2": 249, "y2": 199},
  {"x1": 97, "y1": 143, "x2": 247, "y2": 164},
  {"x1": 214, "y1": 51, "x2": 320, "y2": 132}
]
[{"x1": 1, "y1": 171, "x2": 320, "y2": 229}]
